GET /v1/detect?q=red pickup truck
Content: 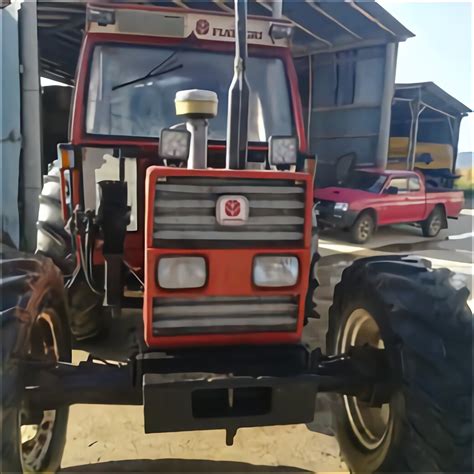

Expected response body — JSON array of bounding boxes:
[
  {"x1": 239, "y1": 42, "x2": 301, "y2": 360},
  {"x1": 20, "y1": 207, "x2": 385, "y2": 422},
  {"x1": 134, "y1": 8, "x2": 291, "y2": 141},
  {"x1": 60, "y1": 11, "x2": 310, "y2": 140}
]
[{"x1": 315, "y1": 169, "x2": 464, "y2": 243}]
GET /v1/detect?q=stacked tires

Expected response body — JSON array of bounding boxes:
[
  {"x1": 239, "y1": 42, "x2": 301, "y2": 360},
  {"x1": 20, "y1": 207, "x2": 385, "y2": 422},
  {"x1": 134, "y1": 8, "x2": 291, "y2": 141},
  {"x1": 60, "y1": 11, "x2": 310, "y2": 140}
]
[{"x1": 327, "y1": 255, "x2": 473, "y2": 473}]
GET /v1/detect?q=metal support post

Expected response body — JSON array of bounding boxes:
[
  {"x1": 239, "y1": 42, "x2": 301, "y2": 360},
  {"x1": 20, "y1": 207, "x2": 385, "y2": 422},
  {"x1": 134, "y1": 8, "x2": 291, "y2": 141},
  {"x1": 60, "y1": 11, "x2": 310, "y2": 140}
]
[
  {"x1": 375, "y1": 42, "x2": 398, "y2": 169},
  {"x1": 19, "y1": 0, "x2": 43, "y2": 250}
]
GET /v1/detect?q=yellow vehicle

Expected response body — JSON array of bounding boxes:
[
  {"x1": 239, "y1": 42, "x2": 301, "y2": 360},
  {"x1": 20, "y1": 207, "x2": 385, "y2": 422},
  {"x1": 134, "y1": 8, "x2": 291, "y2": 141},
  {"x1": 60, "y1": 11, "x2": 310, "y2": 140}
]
[{"x1": 388, "y1": 82, "x2": 471, "y2": 188}]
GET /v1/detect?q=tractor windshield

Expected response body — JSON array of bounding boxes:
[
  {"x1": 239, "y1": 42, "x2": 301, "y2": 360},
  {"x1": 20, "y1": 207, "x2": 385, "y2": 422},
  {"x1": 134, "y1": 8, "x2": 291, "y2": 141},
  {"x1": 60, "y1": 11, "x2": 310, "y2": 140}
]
[{"x1": 86, "y1": 44, "x2": 293, "y2": 142}]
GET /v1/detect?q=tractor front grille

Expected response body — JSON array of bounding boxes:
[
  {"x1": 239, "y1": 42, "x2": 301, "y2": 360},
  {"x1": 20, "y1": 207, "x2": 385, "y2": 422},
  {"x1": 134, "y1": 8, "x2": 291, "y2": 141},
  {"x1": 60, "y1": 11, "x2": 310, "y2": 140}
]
[
  {"x1": 152, "y1": 296, "x2": 299, "y2": 336},
  {"x1": 153, "y1": 177, "x2": 306, "y2": 248}
]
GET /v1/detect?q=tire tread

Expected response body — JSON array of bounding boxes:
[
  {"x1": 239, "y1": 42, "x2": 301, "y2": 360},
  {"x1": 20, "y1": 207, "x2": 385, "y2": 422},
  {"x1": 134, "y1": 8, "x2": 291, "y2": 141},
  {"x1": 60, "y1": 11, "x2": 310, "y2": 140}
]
[{"x1": 328, "y1": 256, "x2": 472, "y2": 473}]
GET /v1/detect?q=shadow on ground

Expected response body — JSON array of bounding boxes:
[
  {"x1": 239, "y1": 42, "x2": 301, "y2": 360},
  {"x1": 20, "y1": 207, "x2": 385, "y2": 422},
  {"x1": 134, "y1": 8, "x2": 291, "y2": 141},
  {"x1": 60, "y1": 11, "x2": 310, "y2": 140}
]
[{"x1": 62, "y1": 458, "x2": 311, "y2": 472}]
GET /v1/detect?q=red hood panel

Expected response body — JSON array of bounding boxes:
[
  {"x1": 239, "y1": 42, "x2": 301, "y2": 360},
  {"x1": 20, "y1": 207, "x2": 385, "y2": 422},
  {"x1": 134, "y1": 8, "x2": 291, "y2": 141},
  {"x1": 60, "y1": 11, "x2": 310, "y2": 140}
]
[{"x1": 314, "y1": 187, "x2": 376, "y2": 203}]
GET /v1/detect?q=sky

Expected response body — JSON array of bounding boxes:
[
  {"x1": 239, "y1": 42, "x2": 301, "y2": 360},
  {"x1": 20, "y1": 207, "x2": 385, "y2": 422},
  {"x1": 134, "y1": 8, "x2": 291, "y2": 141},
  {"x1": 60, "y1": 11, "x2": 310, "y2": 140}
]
[{"x1": 379, "y1": 0, "x2": 473, "y2": 153}]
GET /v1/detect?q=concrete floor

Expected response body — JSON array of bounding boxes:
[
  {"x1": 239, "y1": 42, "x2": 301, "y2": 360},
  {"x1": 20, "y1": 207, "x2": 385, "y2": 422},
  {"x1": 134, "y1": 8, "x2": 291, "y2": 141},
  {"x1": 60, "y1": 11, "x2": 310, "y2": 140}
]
[{"x1": 61, "y1": 211, "x2": 473, "y2": 473}]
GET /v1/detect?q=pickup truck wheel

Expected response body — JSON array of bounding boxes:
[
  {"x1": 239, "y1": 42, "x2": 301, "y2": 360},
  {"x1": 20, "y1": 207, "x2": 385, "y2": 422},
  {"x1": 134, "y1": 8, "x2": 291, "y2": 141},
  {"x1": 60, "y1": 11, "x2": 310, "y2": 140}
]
[
  {"x1": 421, "y1": 206, "x2": 444, "y2": 237},
  {"x1": 36, "y1": 163, "x2": 105, "y2": 341},
  {"x1": 327, "y1": 255, "x2": 472, "y2": 473},
  {"x1": 350, "y1": 211, "x2": 374, "y2": 244},
  {"x1": 1, "y1": 247, "x2": 71, "y2": 473}
]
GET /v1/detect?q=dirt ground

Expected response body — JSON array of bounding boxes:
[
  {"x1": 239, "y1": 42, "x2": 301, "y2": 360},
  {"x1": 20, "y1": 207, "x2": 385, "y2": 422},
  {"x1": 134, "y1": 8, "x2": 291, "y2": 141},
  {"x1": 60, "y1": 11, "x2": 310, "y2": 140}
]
[{"x1": 62, "y1": 406, "x2": 346, "y2": 472}]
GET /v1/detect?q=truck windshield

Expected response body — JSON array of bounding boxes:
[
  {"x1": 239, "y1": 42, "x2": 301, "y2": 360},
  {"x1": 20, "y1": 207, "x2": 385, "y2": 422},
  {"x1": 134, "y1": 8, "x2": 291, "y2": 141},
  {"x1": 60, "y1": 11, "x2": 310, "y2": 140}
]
[
  {"x1": 343, "y1": 172, "x2": 387, "y2": 193},
  {"x1": 86, "y1": 44, "x2": 293, "y2": 142}
]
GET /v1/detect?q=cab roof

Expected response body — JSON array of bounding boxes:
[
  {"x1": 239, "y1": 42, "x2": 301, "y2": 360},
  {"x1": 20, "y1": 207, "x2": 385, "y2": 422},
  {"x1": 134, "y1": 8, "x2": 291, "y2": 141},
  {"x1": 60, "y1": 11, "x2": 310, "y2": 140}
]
[{"x1": 37, "y1": 0, "x2": 414, "y2": 84}]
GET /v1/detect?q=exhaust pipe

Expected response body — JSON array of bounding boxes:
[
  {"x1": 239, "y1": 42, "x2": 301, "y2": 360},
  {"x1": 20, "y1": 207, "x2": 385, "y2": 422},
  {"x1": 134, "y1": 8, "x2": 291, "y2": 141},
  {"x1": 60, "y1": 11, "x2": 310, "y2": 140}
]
[{"x1": 226, "y1": 0, "x2": 250, "y2": 170}]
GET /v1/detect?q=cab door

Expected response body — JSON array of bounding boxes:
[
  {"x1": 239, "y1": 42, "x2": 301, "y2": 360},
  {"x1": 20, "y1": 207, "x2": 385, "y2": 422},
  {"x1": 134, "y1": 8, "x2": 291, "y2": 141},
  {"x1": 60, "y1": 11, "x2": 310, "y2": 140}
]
[
  {"x1": 405, "y1": 176, "x2": 426, "y2": 221},
  {"x1": 379, "y1": 177, "x2": 409, "y2": 224}
]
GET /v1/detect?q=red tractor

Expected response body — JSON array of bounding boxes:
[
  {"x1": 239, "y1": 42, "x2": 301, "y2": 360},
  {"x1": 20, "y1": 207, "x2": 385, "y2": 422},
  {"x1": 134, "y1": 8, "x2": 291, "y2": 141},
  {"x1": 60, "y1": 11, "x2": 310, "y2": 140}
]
[{"x1": 1, "y1": 2, "x2": 471, "y2": 473}]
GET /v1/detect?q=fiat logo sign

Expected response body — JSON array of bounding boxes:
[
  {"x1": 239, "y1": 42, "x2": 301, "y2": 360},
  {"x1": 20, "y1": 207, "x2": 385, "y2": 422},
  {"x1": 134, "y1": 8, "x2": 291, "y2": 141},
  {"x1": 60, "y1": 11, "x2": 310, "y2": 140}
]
[
  {"x1": 216, "y1": 196, "x2": 249, "y2": 226},
  {"x1": 225, "y1": 199, "x2": 241, "y2": 217},
  {"x1": 196, "y1": 19, "x2": 210, "y2": 35}
]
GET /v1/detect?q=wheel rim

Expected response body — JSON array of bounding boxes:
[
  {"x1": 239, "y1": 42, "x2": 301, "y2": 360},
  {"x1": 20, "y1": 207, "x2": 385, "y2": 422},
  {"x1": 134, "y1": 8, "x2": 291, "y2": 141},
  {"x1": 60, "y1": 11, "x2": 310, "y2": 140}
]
[
  {"x1": 358, "y1": 219, "x2": 371, "y2": 241},
  {"x1": 429, "y1": 214, "x2": 442, "y2": 235},
  {"x1": 20, "y1": 312, "x2": 59, "y2": 472},
  {"x1": 339, "y1": 309, "x2": 392, "y2": 451}
]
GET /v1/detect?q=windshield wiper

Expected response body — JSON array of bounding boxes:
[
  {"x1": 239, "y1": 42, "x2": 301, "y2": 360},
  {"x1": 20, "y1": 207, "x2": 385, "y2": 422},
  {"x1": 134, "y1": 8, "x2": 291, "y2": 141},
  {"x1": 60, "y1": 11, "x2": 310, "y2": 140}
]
[{"x1": 112, "y1": 51, "x2": 182, "y2": 91}]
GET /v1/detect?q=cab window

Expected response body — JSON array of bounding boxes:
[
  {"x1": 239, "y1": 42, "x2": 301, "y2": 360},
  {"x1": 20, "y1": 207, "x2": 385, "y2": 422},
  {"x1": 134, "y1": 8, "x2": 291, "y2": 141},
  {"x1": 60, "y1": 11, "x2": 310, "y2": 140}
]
[
  {"x1": 408, "y1": 176, "x2": 421, "y2": 191},
  {"x1": 388, "y1": 177, "x2": 408, "y2": 193}
]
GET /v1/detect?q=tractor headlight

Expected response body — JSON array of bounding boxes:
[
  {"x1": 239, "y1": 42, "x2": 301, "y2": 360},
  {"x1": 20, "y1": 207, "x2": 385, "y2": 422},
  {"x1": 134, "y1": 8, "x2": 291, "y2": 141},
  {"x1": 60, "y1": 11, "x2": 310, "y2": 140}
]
[
  {"x1": 158, "y1": 256, "x2": 206, "y2": 289},
  {"x1": 334, "y1": 202, "x2": 349, "y2": 212},
  {"x1": 253, "y1": 256, "x2": 299, "y2": 287},
  {"x1": 268, "y1": 136, "x2": 298, "y2": 166},
  {"x1": 159, "y1": 128, "x2": 191, "y2": 161}
]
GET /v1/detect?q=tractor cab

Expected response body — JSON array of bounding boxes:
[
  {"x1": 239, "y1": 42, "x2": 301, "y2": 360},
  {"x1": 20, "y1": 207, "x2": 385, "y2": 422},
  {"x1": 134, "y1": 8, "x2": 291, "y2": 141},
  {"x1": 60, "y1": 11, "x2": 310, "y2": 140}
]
[{"x1": 55, "y1": 3, "x2": 314, "y2": 347}]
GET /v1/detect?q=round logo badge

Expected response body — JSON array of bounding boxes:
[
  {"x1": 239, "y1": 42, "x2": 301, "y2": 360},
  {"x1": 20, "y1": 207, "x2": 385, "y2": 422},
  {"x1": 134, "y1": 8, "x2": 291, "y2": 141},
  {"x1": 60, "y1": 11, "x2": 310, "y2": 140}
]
[{"x1": 196, "y1": 19, "x2": 210, "y2": 35}]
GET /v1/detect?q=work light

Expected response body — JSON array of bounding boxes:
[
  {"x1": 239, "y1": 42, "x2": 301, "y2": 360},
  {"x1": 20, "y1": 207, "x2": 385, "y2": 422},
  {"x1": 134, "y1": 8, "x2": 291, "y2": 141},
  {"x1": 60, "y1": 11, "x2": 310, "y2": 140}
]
[
  {"x1": 159, "y1": 128, "x2": 191, "y2": 161},
  {"x1": 268, "y1": 136, "x2": 298, "y2": 166},
  {"x1": 270, "y1": 23, "x2": 294, "y2": 41},
  {"x1": 87, "y1": 7, "x2": 116, "y2": 26}
]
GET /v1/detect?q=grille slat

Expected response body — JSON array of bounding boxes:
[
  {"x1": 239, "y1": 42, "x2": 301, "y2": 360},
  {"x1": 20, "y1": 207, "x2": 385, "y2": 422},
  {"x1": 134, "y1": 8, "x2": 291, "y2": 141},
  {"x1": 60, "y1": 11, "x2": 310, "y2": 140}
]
[
  {"x1": 156, "y1": 184, "x2": 305, "y2": 194},
  {"x1": 153, "y1": 296, "x2": 298, "y2": 336},
  {"x1": 154, "y1": 230, "x2": 303, "y2": 241},
  {"x1": 155, "y1": 199, "x2": 304, "y2": 210},
  {"x1": 154, "y1": 215, "x2": 305, "y2": 226},
  {"x1": 154, "y1": 302, "x2": 297, "y2": 317},
  {"x1": 153, "y1": 177, "x2": 306, "y2": 248}
]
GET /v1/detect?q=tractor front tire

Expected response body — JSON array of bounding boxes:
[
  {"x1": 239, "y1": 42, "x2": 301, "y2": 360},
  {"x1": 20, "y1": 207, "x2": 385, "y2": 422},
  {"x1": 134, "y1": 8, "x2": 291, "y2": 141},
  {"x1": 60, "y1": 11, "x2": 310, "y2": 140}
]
[
  {"x1": 1, "y1": 245, "x2": 71, "y2": 473},
  {"x1": 328, "y1": 255, "x2": 472, "y2": 473}
]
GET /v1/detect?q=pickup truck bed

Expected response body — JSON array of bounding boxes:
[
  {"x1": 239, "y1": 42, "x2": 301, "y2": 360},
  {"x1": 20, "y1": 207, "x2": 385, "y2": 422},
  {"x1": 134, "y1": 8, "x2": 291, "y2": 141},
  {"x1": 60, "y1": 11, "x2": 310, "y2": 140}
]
[{"x1": 315, "y1": 169, "x2": 464, "y2": 243}]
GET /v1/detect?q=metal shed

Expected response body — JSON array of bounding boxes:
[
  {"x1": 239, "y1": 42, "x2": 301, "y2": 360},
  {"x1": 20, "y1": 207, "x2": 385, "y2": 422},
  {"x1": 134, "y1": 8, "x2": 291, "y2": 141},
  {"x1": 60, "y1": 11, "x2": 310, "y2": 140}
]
[{"x1": 390, "y1": 82, "x2": 471, "y2": 171}]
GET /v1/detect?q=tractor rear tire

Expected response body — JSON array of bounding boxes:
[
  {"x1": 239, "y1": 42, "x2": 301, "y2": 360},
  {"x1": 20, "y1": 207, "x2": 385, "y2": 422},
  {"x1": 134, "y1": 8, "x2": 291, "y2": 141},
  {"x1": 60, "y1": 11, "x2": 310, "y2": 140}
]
[
  {"x1": 36, "y1": 164, "x2": 74, "y2": 275},
  {"x1": 1, "y1": 245, "x2": 70, "y2": 473},
  {"x1": 35, "y1": 164, "x2": 105, "y2": 340},
  {"x1": 327, "y1": 255, "x2": 472, "y2": 473}
]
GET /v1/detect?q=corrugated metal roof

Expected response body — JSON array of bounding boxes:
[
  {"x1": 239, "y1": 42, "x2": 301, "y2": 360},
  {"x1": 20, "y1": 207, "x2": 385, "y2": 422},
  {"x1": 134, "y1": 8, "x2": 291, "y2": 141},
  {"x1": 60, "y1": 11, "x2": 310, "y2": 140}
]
[
  {"x1": 37, "y1": 0, "x2": 414, "y2": 83},
  {"x1": 394, "y1": 82, "x2": 472, "y2": 118}
]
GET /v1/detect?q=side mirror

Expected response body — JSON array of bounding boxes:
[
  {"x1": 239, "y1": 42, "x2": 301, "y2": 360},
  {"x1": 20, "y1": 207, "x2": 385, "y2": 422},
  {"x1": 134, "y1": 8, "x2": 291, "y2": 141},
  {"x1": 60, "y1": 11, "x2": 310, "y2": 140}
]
[{"x1": 385, "y1": 186, "x2": 398, "y2": 195}]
